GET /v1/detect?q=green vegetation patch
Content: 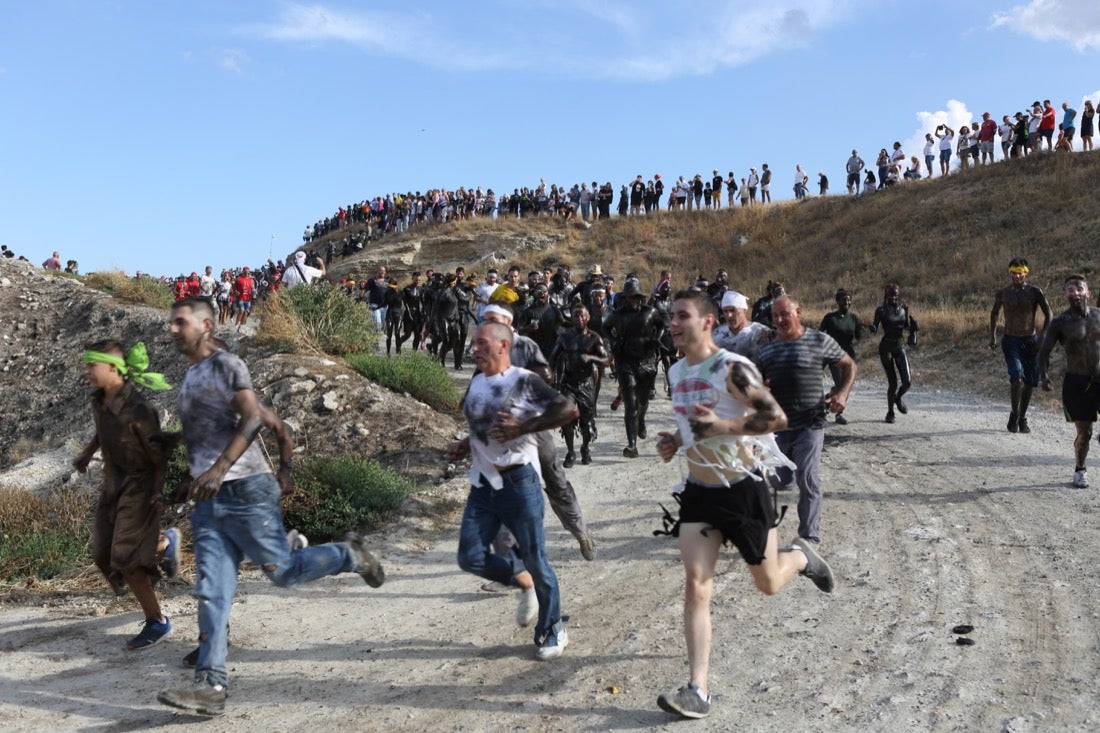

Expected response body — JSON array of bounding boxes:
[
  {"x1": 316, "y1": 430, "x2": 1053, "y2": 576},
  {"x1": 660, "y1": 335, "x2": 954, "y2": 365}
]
[
  {"x1": 0, "y1": 486, "x2": 92, "y2": 582},
  {"x1": 345, "y1": 351, "x2": 461, "y2": 412},
  {"x1": 281, "y1": 457, "x2": 418, "y2": 542},
  {"x1": 258, "y1": 283, "x2": 376, "y2": 356},
  {"x1": 84, "y1": 270, "x2": 174, "y2": 309}
]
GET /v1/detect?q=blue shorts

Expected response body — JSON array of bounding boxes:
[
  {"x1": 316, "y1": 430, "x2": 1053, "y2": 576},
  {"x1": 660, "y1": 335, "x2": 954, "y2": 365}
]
[
  {"x1": 1001, "y1": 334, "x2": 1039, "y2": 386},
  {"x1": 238, "y1": 300, "x2": 253, "y2": 314},
  {"x1": 939, "y1": 149, "x2": 951, "y2": 164}
]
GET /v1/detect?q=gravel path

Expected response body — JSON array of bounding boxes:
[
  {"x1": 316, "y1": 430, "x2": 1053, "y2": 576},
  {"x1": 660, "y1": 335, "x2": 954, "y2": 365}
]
[{"x1": 2, "y1": 379, "x2": 1098, "y2": 732}]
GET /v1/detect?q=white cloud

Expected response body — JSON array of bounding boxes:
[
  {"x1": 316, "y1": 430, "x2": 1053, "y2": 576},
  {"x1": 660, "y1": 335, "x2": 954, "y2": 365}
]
[
  {"x1": 218, "y1": 49, "x2": 250, "y2": 75},
  {"x1": 993, "y1": 0, "x2": 1100, "y2": 51},
  {"x1": 896, "y1": 100, "x2": 978, "y2": 175},
  {"x1": 246, "y1": 1, "x2": 857, "y2": 80}
]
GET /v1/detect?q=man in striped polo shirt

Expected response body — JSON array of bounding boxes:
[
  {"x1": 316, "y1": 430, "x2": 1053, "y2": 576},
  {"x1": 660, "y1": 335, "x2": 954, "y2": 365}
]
[{"x1": 756, "y1": 295, "x2": 857, "y2": 544}]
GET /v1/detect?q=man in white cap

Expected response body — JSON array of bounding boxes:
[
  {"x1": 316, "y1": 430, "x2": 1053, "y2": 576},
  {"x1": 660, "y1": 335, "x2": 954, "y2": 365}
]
[
  {"x1": 714, "y1": 291, "x2": 772, "y2": 364},
  {"x1": 281, "y1": 251, "x2": 325, "y2": 289}
]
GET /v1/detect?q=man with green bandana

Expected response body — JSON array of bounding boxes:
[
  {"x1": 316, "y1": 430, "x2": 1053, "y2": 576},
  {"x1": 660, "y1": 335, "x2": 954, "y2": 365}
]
[{"x1": 74, "y1": 339, "x2": 176, "y2": 651}]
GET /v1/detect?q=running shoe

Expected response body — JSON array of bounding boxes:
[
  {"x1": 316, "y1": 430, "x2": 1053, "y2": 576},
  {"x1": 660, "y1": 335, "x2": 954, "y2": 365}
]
[
  {"x1": 835, "y1": 413, "x2": 848, "y2": 425},
  {"x1": 1073, "y1": 469, "x2": 1089, "y2": 489},
  {"x1": 126, "y1": 616, "x2": 172, "y2": 651},
  {"x1": 1007, "y1": 412, "x2": 1018, "y2": 433},
  {"x1": 657, "y1": 683, "x2": 711, "y2": 719},
  {"x1": 344, "y1": 532, "x2": 385, "y2": 587},
  {"x1": 535, "y1": 626, "x2": 568, "y2": 661},
  {"x1": 157, "y1": 680, "x2": 227, "y2": 716},
  {"x1": 791, "y1": 537, "x2": 835, "y2": 593}
]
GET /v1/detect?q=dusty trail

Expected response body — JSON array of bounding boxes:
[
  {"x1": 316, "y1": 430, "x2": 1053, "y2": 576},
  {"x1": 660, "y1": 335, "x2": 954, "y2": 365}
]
[{"x1": 2, "y1": 378, "x2": 1100, "y2": 732}]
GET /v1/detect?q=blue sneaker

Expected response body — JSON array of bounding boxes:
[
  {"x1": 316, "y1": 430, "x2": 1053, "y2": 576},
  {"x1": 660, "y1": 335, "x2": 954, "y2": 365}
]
[
  {"x1": 126, "y1": 616, "x2": 172, "y2": 651},
  {"x1": 160, "y1": 528, "x2": 181, "y2": 579}
]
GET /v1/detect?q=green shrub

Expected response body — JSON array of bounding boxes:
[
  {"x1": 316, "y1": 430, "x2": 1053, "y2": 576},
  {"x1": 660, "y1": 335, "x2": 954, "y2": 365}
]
[
  {"x1": 345, "y1": 351, "x2": 461, "y2": 411},
  {"x1": 84, "y1": 270, "x2": 174, "y2": 309},
  {"x1": 281, "y1": 457, "x2": 417, "y2": 542},
  {"x1": 0, "y1": 486, "x2": 92, "y2": 582},
  {"x1": 258, "y1": 284, "x2": 376, "y2": 356}
]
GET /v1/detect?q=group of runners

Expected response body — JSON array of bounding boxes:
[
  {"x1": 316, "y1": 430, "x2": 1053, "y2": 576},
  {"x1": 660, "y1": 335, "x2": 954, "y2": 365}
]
[{"x1": 77, "y1": 248, "x2": 1100, "y2": 719}]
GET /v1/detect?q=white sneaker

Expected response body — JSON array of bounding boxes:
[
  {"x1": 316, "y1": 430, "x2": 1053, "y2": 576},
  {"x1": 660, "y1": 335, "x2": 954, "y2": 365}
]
[
  {"x1": 1073, "y1": 469, "x2": 1089, "y2": 488},
  {"x1": 480, "y1": 580, "x2": 511, "y2": 593},
  {"x1": 515, "y1": 588, "x2": 538, "y2": 627},
  {"x1": 535, "y1": 626, "x2": 568, "y2": 661},
  {"x1": 286, "y1": 529, "x2": 309, "y2": 550}
]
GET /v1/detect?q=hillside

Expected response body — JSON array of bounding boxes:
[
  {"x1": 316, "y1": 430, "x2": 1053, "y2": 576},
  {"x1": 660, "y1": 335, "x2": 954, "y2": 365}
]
[{"x1": 316, "y1": 149, "x2": 1095, "y2": 400}]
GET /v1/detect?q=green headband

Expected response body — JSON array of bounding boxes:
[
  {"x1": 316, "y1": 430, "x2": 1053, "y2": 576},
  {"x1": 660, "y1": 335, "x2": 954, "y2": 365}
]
[{"x1": 83, "y1": 341, "x2": 172, "y2": 391}]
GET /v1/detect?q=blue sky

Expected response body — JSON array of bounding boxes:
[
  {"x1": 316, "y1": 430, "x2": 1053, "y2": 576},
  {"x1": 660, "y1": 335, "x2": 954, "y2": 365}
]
[{"x1": 2, "y1": 1, "x2": 1099, "y2": 277}]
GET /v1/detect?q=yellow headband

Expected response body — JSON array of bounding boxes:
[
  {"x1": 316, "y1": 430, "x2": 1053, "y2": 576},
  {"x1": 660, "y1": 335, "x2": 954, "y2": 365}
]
[{"x1": 1008, "y1": 265, "x2": 1029, "y2": 275}]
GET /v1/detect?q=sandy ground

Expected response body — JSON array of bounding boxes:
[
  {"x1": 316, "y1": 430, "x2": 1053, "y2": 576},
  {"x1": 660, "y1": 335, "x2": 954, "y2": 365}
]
[{"x1": 3, "y1": 377, "x2": 1100, "y2": 732}]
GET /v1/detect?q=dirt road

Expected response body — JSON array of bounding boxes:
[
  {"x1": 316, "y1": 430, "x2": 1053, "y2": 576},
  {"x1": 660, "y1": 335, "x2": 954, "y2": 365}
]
[{"x1": 2, "y1": 379, "x2": 1098, "y2": 732}]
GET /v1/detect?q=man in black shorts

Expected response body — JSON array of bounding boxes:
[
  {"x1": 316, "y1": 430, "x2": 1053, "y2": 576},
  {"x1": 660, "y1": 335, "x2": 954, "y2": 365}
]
[
  {"x1": 1039, "y1": 274, "x2": 1100, "y2": 488},
  {"x1": 653, "y1": 290, "x2": 834, "y2": 720}
]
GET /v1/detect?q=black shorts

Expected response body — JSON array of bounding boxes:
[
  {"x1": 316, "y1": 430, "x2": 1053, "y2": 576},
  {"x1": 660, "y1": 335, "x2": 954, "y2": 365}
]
[
  {"x1": 1062, "y1": 373, "x2": 1100, "y2": 422},
  {"x1": 677, "y1": 476, "x2": 775, "y2": 565}
]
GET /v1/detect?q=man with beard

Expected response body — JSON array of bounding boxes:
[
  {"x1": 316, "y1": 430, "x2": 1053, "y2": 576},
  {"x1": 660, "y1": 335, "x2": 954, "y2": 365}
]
[
  {"x1": 518, "y1": 283, "x2": 567, "y2": 361},
  {"x1": 1039, "y1": 275, "x2": 1100, "y2": 488},
  {"x1": 157, "y1": 299, "x2": 383, "y2": 716},
  {"x1": 990, "y1": 258, "x2": 1051, "y2": 433},
  {"x1": 605, "y1": 281, "x2": 665, "y2": 457},
  {"x1": 550, "y1": 304, "x2": 609, "y2": 467},
  {"x1": 705, "y1": 270, "x2": 729, "y2": 308}
]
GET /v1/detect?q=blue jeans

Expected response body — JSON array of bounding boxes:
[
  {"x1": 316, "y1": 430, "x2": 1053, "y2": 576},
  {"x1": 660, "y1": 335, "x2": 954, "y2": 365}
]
[
  {"x1": 189, "y1": 472, "x2": 356, "y2": 687},
  {"x1": 456, "y1": 464, "x2": 563, "y2": 645},
  {"x1": 1002, "y1": 334, "x2": 1039, "y2": 386},
  {"x1": 774, "y1": 427, "x2": 826, "y2": 542}
]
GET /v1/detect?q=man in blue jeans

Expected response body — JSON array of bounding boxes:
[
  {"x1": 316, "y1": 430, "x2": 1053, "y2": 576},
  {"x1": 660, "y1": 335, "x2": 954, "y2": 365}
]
[
  {"x1": 449, "y1": 321, "x2": 579, "y2": 660},
  {"x1": 157, "y1": 299, "x2": 385, "y2": 716},
  {"x1": 990, "y1": 258, "x2": 1052, "y2": 433}
]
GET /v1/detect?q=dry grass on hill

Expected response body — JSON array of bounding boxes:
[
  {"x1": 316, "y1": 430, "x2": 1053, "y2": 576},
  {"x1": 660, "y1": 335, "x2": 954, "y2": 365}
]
[{"x1": 311, "y1": 150, "x2": 1098, "y2": 402}]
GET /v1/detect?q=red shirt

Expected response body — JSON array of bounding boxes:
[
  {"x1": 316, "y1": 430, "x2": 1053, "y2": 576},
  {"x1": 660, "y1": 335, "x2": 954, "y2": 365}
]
[
  {"x1": 1041, "y1": 106, "x2": 1056, "y2": 131},
  {"x1": 173, "y1": 280, "x2": 188, "y2": 301},
  {"x1": 235, "y1": 275, "x2": 254, "y2": 302}
]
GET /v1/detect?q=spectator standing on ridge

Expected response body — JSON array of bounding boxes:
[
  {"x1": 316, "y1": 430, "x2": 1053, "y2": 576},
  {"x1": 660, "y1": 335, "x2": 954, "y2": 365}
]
[
  {"x1": 978, "y1": 112, "x2": 998, "y2": 163},
  {"x1": 923, "y1": 133, "x2": 936, "y2": 177},
  {"x1": 793, "y1": 165, "x2": 809, "y2": 200},
  {"x1": 711, "y1": 170, "x2": 724, "y2": 209},
  {"x1": 725, "y1": 171, "x2": 737, "y2": 207},
  {"x1": 43, "y1": 251, "x2": 62, "y2": 270},
  {"x1": 999, "y1": 116, "x2": 1015, "y2": 159},
  {"x1": 757, "y1": 295, "x2": 856, "y2": 544},
  {"x1": 630, "y1": 175, "x2": 646, "y2": 216},
  {"x1": 747, "y1": 168, "x2": 759, "y2": 205},
  {"x1": 991, "y1": 258, "x2": 1051, "y2": 434},
  {"x1": 1040, "y1": 100, "x2": 1057, "y2": 150},
  {"x1": 846, "y1": 150, "x2": 864, "y2": 194},
  {"x1": 818, "y1": 171, "x2": 829, "y2": 195},
  {"x1": 760, "y1": 164, "x2": 772, "y2": 203},
  {"x1": 1039, "y1": 275, "x2": 1100, "y2": 489},
  {"x1": 936, "y1": 124, "x2": 954, "y2": 175},
  {"x1": 1060, "y1": 102, "x2": 1077, "y2": 151},
  {"x1": 1081, "y1": 100, "x2": 1095, "y2": 152},
  {"x1": 890, "y1": 142, "x2": 906, "y2": 176}
]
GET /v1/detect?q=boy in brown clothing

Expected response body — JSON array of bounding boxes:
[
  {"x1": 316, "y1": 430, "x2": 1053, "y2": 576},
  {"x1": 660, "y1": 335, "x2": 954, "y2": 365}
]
[{"x1": 74, "y1": 339, "x2": 176, "y2": 650}]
